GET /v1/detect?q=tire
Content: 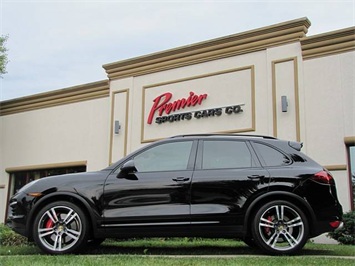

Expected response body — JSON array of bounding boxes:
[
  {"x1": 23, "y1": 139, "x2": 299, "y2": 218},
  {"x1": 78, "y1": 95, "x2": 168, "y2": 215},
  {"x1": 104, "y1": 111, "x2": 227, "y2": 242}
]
[
  {"x1": 33, "y1": 201, "x2": 89, "y2": 254},
  {"x1": 87, "y1": 238, "x2": 106, "y2": 247},
  {"x1": 243, "y1": 236, "x2": 257, "y2": 248},
  {"x1": 251, "y1": 200, "x2": 309, "y2": 255}
]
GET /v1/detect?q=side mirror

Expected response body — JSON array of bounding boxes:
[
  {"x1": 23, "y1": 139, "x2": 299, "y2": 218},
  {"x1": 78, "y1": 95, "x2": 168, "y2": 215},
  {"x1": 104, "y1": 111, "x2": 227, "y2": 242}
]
[{"x1": 117, "y1": 160, "x2": 138, "y2": 179}]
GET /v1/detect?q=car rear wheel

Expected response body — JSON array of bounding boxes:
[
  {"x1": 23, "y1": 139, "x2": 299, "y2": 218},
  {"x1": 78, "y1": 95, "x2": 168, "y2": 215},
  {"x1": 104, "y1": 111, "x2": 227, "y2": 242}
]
[
  {"x1": 33, "y1": 201, "x2": 89, "y2": 254},
  {"x1": 251, "y1": 200, "x2": 309, "y2": 255}
]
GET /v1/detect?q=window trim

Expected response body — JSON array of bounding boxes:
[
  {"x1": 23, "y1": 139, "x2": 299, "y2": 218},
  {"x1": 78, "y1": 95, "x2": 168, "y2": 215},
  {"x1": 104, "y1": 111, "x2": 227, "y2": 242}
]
[{"x1": 345, "y1": 137, "x2": 355, "y2": 211}]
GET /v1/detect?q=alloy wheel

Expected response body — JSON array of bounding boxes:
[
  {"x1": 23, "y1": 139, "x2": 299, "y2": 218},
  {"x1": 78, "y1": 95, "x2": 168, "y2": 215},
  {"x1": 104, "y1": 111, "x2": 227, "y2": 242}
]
[
  {"x1": 36, "y1": 204, "x2": 84, "y2": 253},
  {"x1": 258, "y1": 204, "x2": 304, "y2": 251},
  {"x1": 252, "y1": 201, "x2": 309, "y2": 254}
]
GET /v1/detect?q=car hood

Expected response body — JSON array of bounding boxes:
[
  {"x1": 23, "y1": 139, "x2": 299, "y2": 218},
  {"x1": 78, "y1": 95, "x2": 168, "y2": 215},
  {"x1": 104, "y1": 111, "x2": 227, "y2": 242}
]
[{"x1": 18, "y1": 170, "x2": 109, "y2": 195}]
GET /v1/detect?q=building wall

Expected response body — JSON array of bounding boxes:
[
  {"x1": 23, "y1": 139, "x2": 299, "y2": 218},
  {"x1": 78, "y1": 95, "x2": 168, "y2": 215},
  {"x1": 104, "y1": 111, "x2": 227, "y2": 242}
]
[
  {"x1": 0, "y1": 97, "x2": 110, "y2": 221},
  {"x1": 105, "y1": 18, "x2": 313, "y2": 160},
  {"x1": 302, "y1": 51, "x2": 355, "y2": 211},
  {"x1": 109, "y1": 43, "x2": 304, "y2": 155}
]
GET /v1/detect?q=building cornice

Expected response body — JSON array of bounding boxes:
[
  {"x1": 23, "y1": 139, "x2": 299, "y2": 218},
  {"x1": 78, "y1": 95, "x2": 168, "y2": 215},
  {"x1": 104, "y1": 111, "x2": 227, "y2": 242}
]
[
  {"x1": 103, "y1": 17, "x2": 311, "y2": 79},
  {"x1": 0, "y1": 80, "x2": 109, "y2": 116},
  {"x1": 5, "y1": 161, "x2": 87, "y2": 173},
  {"x1": 344, "y1": 136, "x2": 355, "y2": 146},
  {"x1": 301, "y1": 27, "x2": 355, "y2": 59}
]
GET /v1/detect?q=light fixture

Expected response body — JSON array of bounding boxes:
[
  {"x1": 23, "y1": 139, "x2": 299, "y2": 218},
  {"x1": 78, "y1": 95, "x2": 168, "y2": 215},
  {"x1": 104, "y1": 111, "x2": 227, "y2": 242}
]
[
  {"x1": 114, "y1": 120, "x2": 121, "y2": 134},
  {"x1": 281, "y1": 96, "x2": 288, "y2": 112}
]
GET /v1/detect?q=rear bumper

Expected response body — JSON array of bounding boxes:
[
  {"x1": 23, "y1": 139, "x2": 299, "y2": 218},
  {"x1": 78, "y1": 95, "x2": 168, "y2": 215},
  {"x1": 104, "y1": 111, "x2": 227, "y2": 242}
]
[
  {"x1": 311, "y1": 218, "x2": 343, "y2": 237},
  {"x1": 338, "y1": 221, "x2": 344, "y2": 230}
]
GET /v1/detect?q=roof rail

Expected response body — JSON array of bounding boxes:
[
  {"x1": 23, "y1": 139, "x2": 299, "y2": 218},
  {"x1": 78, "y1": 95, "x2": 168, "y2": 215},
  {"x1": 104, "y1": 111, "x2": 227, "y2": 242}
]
[{"x1": 170, "y1": 134, "x2": 277, "y2": 139}]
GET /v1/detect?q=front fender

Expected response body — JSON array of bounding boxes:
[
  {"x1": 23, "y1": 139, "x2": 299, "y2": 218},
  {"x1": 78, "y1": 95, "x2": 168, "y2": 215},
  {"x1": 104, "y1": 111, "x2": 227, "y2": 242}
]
[{"x1": 26, "y1": 191, "x2": 99, "y2": 240}]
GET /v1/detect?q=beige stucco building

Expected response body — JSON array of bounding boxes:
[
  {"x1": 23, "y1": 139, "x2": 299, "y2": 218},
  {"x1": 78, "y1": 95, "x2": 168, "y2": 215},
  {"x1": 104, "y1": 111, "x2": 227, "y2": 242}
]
[{"x1": 1, "y1": 18, "x2": 354, "y2": 231}]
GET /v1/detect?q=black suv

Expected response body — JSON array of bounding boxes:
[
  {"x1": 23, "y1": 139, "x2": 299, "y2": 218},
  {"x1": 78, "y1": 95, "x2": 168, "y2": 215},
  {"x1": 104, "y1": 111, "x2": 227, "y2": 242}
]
[{"x1": 7, "y1": 134, "x2": 343, "y2": 255}]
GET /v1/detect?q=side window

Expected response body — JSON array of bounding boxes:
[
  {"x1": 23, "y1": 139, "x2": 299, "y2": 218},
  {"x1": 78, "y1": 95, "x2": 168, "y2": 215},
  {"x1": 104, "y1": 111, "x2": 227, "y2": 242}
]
[
  {"x1": 134, "y1": 141, "x2": 193, "y2": 172},
  {"x1": 253, "y1": 142, "x2": 290, "y2": 166},
  {"x1": 202, "y1": 140, "x2": 255, "y2": 169}
]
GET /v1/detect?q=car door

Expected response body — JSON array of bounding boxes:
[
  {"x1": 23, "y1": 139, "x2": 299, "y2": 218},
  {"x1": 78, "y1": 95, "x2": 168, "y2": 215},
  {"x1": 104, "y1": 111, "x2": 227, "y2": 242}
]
[
  {"x1": 190, "y1": 139, "x2": 270, "y2": 232},
  {"x1": 102, "y1": 140, "x2": 197, "y2": 234}
]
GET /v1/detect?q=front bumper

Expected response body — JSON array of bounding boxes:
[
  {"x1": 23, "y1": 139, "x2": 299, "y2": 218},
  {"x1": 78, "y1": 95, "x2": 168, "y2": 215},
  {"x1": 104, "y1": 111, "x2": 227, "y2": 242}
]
[{"x1": 6, "y1": 196, "x2": 30, "y2": 237}]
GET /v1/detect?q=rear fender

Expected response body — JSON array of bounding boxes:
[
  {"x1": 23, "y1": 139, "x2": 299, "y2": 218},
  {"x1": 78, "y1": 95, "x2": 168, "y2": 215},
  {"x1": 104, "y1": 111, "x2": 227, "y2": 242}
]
[{"x1": 244, "y1": 191, "x2": 316, "y2": 237}]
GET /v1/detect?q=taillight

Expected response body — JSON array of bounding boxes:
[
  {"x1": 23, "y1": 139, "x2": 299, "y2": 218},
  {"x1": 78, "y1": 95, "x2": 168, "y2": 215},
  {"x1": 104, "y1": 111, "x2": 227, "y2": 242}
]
[
  {"x1": 311, "y1": 170, "x2": 335, "y2": 185},
  {"x1": 329, "y1": 220, "x2": 342, "y2": 229}
]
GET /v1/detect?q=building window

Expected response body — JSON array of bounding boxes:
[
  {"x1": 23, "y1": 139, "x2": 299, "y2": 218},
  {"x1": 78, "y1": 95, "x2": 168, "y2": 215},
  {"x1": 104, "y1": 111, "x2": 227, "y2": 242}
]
[
  {"x1": 349, "y1": 146, "x2": 355, "y2": 210},
  {"x1": 8, "y1": 166, "x2": 86, "y2": 197}
]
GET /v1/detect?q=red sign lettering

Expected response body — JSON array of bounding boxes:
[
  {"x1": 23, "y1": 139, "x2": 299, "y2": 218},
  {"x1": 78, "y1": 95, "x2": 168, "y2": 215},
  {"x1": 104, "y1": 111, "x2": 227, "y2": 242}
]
[{"x1": 147, "y1": 91, "x2": 208, "y2": 124}]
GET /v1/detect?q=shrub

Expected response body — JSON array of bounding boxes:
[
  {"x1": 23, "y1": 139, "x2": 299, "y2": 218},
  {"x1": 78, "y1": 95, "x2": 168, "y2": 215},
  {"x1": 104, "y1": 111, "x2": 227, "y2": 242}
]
[
  {"x1": 328, "y1": 211, "x2": 355, "y2": 245},
  {"x1": 0, "y1": 223, "x2": 29, "y2": 246}
]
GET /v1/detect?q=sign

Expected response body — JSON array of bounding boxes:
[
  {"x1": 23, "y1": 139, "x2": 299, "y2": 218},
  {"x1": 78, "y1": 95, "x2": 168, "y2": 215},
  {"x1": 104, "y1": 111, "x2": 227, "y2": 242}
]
[
  {"x1": 155, "y1": 103, "x2": 244, "y2": 124},
  {"x1": 147, "y1": 91, "x2": 208, "y2": 124},
  {"x1": 142, "y1": 66, "x2": 255, "y2": 142},
  {"x1": 148, "y1": 91, "x2": 244, "y2": 125}
]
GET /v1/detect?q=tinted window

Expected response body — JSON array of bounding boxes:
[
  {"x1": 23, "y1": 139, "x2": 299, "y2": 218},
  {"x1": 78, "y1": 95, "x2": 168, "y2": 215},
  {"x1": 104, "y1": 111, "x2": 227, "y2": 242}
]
[
  {"x1": 202, "y1": 140, "x2": 255, "y2": 169},
  {"x1": 134, "y1": 141, "x2": 193, "y2": 172},
  {"x1": 253, "y1": 142, "x2": 290, "y2": 166}
]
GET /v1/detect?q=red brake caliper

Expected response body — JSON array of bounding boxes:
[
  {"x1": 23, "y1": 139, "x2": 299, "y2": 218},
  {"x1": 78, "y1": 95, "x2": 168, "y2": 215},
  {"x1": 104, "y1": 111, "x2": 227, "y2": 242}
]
[
  {"x1": 45, "y1": 219, "x2": 54, "y2": 228},
  {"x1": 264, "y1": 216, "x2": 273, "y2": 234}
]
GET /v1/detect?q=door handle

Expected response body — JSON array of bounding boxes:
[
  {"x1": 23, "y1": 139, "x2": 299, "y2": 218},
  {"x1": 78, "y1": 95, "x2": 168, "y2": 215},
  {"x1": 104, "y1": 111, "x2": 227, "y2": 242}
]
[
  {"x1": 247, "y1": 175, "x2": 265, "y2": 180},
  {"x1": 172, "y1": 177, "x2": 190, "y2": 182}
]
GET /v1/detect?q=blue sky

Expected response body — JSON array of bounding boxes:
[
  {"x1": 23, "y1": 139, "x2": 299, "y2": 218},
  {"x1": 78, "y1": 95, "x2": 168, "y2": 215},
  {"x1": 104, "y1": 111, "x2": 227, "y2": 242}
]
[{"x1": 1, "y1": 0, "x2": 354, "y2": 101}]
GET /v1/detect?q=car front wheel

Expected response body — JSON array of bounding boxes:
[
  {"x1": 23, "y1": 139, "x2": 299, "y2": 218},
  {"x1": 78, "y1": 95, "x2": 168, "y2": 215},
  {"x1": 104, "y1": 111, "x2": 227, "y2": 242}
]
[
  {"x1": 33, "y1": 201, "x2": 89, "y2": 254},
  {"x1": 251, "y1": 200, "x2": 309, "y2": 255}
]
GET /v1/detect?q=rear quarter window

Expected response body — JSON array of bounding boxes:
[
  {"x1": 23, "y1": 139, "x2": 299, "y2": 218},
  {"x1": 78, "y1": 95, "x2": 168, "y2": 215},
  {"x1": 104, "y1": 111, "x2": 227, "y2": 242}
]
[{"x1": 253, "y1": 142, "x2": 291, "y2": 167}]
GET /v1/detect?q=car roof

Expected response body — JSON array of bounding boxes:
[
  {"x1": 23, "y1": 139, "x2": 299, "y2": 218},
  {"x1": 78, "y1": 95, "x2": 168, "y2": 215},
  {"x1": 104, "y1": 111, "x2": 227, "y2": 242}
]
[
  {"x1": 170, "y1": 134, "x2": 277, "y2": 140},
  {"x1": 169, "y1": 134, "x2": 302, "y2": 151}
]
